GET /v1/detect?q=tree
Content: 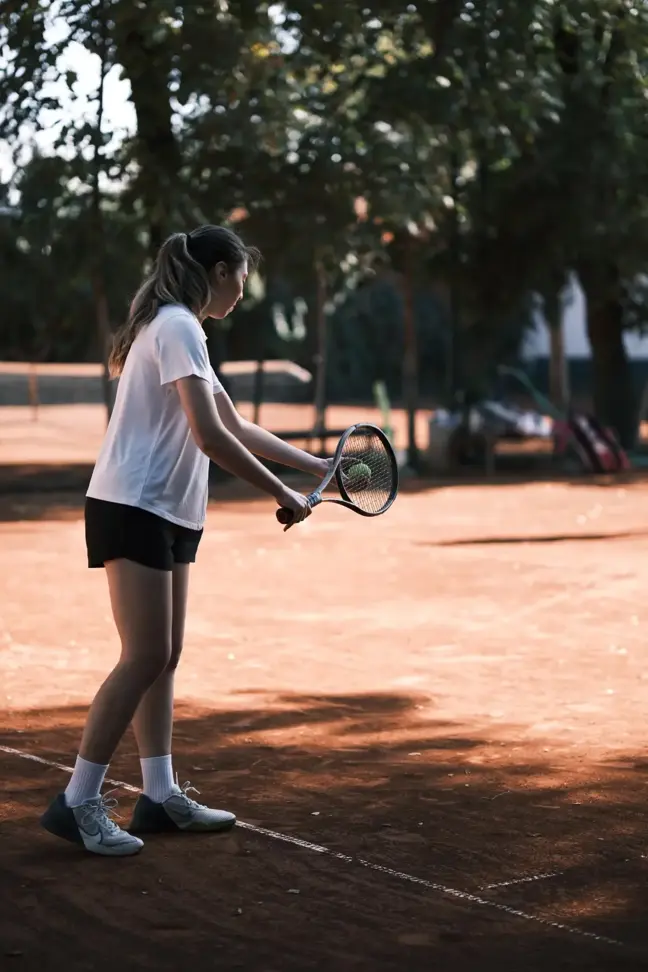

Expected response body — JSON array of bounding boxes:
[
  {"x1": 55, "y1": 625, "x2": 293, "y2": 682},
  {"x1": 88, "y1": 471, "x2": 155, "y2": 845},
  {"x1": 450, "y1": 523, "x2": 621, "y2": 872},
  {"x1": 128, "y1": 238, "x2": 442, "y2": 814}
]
[
  {"x1": 556, "y1": 3, "x2": 648, "y2": 447},
  {"x1": 335, "y1": 1, "x2": 648, "y2": 445},
  {"x1": 4, "y1": 0, "x2": 648, "y2": 455},
  {"x1": 0, "y1": 149, "x2": 144, "y2": 361}
]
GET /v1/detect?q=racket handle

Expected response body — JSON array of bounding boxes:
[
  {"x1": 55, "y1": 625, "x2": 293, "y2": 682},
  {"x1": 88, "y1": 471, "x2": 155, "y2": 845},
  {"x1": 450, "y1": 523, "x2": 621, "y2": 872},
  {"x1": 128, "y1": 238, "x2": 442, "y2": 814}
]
[{"x1": 276, "y1": 492, "x2": 320, "y2": 527}]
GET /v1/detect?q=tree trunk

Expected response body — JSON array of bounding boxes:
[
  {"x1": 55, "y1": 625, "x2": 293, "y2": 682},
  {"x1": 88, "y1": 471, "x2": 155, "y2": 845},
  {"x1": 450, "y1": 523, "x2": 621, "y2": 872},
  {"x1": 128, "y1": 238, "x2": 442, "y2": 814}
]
[
  {"x1": 252, "y1": 360, "x2": 264, "y2": 426},
  {"x1": 91, "y1": 0, "x2": 113, "y2": 425},
  {"x1": 93, "y1": 277, "x2": 114, "y2": 424},
  {"x1": 312, "y1": 256, "x2": 328, "y2": 452},
  {"x1": 544, "y1": 292, "x2": 570, "y2": 412},
  {"x1": 112, "y1": 9, "x2": 181, "y2": 255},
  {"x1": 582, "y1": 276, "x2": 637, "y2": 449},
  {"x1": 447, "y1": 145, "x2": 461, "y2": 402},
  {"x1": 401, "y1": 237, "x2": 419, "y2": 468}
]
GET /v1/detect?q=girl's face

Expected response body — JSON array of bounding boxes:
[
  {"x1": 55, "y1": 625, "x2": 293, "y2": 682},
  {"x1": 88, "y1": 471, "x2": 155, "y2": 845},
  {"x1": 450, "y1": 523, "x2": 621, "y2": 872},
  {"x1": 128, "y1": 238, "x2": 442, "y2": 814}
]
[{"x1": 204, "y1": 261, "x2": 248, "y2": 320}]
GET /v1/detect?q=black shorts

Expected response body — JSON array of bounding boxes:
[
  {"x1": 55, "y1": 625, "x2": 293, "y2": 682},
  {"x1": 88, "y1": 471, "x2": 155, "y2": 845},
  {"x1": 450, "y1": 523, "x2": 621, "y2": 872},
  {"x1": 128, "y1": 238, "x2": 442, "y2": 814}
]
[{"x1": 85, "y1": 498, "x2": 203, "y2": 571}]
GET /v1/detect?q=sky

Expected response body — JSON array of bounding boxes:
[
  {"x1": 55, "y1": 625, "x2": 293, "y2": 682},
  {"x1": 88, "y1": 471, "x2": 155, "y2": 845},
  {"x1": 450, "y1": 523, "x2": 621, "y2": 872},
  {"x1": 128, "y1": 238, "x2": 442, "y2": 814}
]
[
  {"x1": 5, "y1": 5, "x2": 647, "y2": 360},
  {"x1": 1, "y1": 2, "x2": 292, "y2": 184},
  {"x1": 1, "y1": 8, "x2": 136, "y2": 183}
]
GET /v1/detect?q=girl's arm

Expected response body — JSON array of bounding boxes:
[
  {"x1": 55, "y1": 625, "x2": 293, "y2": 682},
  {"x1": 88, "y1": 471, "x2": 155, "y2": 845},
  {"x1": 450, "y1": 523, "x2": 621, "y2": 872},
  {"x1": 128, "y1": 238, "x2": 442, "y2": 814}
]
[
  {"x1": 176, "y1": 377, "x2": 310, "y2": 523},
  {"x1": 214, "y1": 389, "x2": 328, "y2": 478}
]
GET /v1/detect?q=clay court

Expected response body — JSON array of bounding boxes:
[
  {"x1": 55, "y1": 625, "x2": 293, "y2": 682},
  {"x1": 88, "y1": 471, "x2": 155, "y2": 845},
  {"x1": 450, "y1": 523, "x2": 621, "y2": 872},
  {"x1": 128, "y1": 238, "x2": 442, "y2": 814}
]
[{"x1": 2, "y1": 404, "x2": 648, "y2": 969}]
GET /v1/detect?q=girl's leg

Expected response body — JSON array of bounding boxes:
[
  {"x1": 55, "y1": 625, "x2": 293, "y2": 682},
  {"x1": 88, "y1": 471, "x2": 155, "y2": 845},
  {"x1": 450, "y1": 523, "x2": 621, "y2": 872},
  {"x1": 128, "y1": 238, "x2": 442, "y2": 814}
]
[
  {"x1": 127, "y1": 564, "x2": 236, "y2": 835},
  {"x1": 71, "y1": 558, "x2": 173, "y2": 769},
  {"x1": 131, "y1": 563, "x2": 190, "y2": 802},
  {"x1": 41, "y1": 558, "x2": 173, "y2": 855},
  {"x1": 63, "y1": 557, "x2": 171, "y2": 807}
]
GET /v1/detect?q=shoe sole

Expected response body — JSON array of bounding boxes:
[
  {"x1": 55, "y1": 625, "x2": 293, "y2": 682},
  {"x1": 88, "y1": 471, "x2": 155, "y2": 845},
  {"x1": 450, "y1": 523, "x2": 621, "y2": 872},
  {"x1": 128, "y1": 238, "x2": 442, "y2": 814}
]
[
  {"x1": 78, "y1": 840, "x2": 143, "y2": 857},
  {"x1": 40, "y1": 812, "x2": 83, "y2": 846},
  {"x1": 131, "y1": 816, "x2": 237, "y2": 835},
  {"x1": 174, "y1": 817, "x2": 237, "y2": 834},
  {"x1": 130, "y1": 795, "x2": 236, "y2": 835},
  {"x1": 40, "y1": 809, "x2": 144, "y2": 857}
]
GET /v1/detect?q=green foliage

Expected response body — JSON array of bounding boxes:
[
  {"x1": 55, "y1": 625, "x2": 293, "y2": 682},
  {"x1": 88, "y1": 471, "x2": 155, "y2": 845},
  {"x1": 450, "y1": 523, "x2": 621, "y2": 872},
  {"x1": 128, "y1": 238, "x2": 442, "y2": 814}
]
[
  {"x1": 2, "y1": 1, "x2": 648, "y2": 436},
  {"x1": 0, "y1": 151, "x2": 144, "y2": 360},
  {"x1": 325, "y1": 273, "x2": 450, "y2": 403}
]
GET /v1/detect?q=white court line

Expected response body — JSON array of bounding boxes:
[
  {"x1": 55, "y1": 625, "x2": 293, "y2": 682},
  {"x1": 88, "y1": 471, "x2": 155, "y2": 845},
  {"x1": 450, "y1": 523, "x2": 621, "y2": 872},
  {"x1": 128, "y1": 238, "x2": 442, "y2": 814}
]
[
  {"x1": 481, "y1": 872, "x2": 561, "y2": 891},
  {"x1": 0, "y1": 744, "x2": 630, "y2": 952},
  {"x1": 466, "y1": 589, "x2": 573, "y2": 632},
  {"x1": 456, "y1": 578, "x2": 648, "y2": 646}
]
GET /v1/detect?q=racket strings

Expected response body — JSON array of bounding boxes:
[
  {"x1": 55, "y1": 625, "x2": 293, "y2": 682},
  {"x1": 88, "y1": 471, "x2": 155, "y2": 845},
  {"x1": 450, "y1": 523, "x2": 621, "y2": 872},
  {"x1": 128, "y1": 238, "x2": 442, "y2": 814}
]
[{"x1": 339, "y1": 431, "x2": 396, "y2": 514}]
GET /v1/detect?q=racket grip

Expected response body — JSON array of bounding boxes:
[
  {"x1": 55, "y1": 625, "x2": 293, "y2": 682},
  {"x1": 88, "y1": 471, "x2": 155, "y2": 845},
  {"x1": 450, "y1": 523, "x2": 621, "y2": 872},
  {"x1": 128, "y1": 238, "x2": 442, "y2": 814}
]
[{"x1": 276, "y1": 491, "x2": 320, "y2": 526}]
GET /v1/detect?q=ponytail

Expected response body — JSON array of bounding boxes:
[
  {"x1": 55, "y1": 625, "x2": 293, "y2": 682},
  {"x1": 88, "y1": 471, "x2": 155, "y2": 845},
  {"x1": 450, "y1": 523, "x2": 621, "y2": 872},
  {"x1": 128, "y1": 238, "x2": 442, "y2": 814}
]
[
  {"x1": 108, "y1": 233, "x2": 210, "y2": 378},
  {"x1": 109, "y1": 225, "x2": 259, "y2": 377}
]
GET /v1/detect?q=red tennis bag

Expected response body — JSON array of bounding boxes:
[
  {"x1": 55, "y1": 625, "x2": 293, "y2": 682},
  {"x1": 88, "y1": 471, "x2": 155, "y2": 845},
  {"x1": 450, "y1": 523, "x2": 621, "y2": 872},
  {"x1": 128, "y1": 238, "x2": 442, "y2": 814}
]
[{"x1": 553, "y1": 414, "x2": 631, "y2": 473}]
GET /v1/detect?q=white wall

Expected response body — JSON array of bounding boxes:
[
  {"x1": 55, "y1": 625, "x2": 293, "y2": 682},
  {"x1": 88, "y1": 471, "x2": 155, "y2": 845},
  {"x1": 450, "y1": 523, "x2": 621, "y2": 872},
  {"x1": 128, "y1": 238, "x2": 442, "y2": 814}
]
[{"x1": 521, "y1": 273, "x2": 648, "y2": 362}]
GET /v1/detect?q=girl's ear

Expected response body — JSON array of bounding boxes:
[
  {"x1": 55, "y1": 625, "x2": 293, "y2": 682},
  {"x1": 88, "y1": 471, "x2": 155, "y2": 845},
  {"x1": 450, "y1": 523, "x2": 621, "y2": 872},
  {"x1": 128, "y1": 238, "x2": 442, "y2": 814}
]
[{"x1": 212, "y1": 261, "x2": 228, "y2": 282}]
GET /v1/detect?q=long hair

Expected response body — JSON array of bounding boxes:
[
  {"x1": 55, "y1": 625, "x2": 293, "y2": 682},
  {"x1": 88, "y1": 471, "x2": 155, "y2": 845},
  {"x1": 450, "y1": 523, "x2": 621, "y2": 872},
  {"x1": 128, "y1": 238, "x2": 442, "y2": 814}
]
[{"x1": 108, "y1": 225, "x2": 259, "y2": 378}]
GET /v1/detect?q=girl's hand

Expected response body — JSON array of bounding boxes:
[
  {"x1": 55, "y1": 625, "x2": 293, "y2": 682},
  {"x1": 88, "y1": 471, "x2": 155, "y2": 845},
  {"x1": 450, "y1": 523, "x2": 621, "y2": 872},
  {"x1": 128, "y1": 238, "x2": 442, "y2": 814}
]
[{"x1": 275, "y1": 486, "x2": 312, "y2": 531}]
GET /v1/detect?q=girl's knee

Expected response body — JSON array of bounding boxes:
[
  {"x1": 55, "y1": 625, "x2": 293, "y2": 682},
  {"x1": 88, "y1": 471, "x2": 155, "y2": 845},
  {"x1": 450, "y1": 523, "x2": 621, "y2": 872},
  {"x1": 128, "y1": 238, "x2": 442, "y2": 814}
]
[
  {"x1": 119, "y1": 646, "x2": 172, "y2": 686},
  {"x1": 165, "y1": 640, "x2": 183, "y2": 674}
]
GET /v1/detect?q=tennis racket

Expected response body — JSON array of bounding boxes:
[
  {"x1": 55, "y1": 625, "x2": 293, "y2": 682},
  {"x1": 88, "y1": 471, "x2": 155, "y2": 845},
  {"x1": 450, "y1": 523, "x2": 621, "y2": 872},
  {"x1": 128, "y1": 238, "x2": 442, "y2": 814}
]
[{"x1": 276, "y1": 423, "x2": 399, "y2": 528}]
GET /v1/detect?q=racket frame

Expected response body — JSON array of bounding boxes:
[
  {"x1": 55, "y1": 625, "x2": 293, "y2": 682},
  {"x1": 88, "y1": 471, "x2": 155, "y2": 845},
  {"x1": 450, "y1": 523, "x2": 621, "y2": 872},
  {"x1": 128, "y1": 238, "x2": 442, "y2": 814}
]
[{"x1": 276, "y1": 422, "x2": 399, "y2": 525}]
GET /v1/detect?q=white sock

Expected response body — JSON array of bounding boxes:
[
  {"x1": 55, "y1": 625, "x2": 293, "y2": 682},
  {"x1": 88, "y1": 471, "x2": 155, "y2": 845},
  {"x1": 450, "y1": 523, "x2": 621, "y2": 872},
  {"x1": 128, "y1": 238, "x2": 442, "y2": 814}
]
[
  {"x1": 141, "y1": 755, "x2": 175, "y2": 803},
  {"x1": 64, "y1": 756, "x2": 109, "y2": 808}
]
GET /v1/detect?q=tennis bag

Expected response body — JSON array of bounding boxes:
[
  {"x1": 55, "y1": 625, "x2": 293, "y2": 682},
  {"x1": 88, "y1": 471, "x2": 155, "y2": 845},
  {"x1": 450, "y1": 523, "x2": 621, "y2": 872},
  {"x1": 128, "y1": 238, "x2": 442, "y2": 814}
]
[{"x1": 553, "y1": 414, "x2": 631, "y2": 473}]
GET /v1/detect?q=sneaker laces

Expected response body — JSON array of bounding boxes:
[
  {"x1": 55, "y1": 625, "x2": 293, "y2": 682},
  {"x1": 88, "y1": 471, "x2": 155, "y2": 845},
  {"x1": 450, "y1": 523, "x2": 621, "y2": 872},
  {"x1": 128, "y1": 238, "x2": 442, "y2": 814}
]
[
  {"x1": 79, "y1": 789, "x2": 123, "y2": 835},
  {"x1": 172, "y1": 775, "x2": 207, "y2": 810}
]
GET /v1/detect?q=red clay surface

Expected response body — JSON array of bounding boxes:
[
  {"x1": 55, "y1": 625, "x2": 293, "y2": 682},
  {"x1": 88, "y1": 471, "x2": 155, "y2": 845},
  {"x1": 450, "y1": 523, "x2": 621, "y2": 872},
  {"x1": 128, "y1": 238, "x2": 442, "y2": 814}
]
[
  {"x1": 2, "y1": 406, "x2": 648, "y2": 969},
  {"x1": 0, "y1": 402, "x2": 432, "y2": 466}
]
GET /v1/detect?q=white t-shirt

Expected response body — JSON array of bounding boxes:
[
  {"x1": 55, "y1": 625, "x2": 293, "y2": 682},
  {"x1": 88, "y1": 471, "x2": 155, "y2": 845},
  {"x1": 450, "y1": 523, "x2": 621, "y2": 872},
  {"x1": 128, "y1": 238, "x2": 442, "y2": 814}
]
[{"x1": 87, "y1": 304, "x2": 223, "y2": 530}]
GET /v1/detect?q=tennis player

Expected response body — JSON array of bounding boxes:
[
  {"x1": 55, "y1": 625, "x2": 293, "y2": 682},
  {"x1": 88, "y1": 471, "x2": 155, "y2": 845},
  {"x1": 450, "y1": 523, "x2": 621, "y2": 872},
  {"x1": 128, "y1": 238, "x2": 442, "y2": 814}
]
[{"x1": 41, "y1": 225, "x2": 324, "y2": 855}]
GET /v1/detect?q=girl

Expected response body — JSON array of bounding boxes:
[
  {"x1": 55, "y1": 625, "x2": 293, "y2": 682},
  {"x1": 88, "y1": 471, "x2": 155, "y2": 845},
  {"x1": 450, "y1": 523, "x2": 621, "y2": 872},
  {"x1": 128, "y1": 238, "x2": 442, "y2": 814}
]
[{"x1": 41, "y1": 225, "x2": 324, "y2": 856}]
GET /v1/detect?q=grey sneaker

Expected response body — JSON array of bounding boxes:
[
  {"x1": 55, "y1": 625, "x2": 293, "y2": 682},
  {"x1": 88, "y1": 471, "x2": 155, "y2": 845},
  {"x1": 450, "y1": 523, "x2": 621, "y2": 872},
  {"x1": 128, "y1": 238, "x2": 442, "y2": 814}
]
[
  {"x1": 130, "y1": 779, "x2": 236, "y2": 834},
  {"x1": 41, "y1": 791, "x2": 144, "y2": 857}
]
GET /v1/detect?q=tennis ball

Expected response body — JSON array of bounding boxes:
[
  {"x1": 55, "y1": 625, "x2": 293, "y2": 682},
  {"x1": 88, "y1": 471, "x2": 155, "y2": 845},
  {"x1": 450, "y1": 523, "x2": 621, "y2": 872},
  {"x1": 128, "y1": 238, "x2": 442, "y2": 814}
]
[{"x1": 345, "y1": 462, "x2": 372, "y2": 490}]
